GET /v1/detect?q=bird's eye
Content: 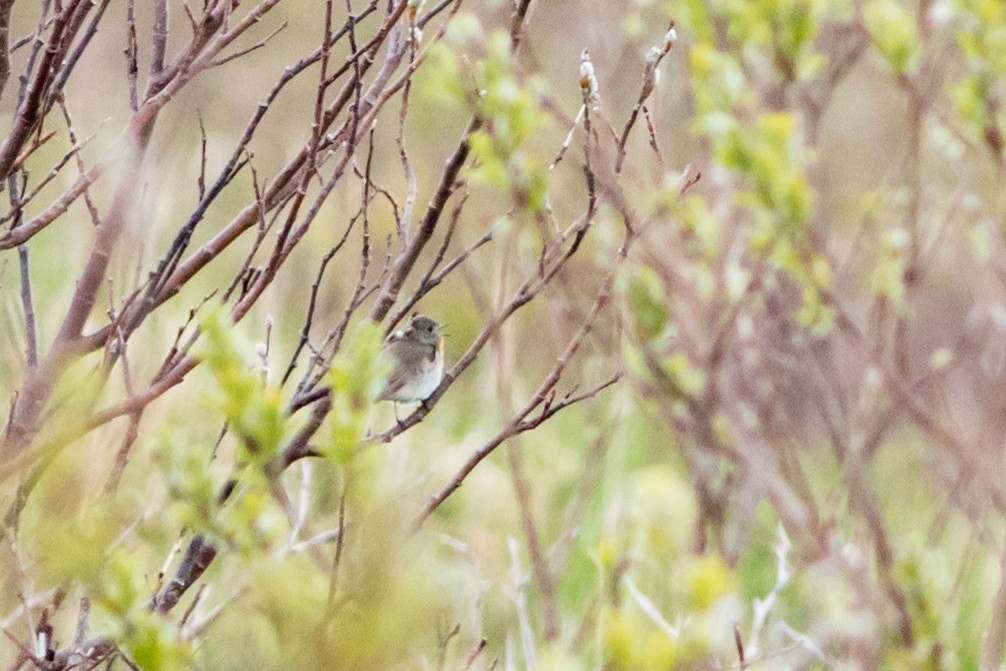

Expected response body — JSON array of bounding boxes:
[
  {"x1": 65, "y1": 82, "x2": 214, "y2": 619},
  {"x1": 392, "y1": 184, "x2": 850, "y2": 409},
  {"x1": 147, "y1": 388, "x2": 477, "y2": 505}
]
[{"x1": 427, "y1": 325, "x2": 434, "y2": 332}]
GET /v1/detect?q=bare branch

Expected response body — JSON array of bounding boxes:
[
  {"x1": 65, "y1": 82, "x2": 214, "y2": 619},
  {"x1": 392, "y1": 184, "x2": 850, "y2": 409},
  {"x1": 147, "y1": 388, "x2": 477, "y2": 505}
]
[
  {"x1": 369, "y1": 117, "x2": 479, "y2": 322},
  {"x1": 0, "y1": 0, "x2": 15, "y2": 103},
  {"x1": 413, "y1": 374, "x2": 619, "y2": 531},
  {"x1": 150, "y1": 535, "x2": 218, "y2": 615}
]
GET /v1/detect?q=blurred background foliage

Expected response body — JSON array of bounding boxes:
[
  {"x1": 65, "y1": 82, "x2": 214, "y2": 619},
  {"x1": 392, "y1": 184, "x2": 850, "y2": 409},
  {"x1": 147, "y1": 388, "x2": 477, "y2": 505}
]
[{"x1": 2, "y1": 0, "x2": 1006, "y2": 669}]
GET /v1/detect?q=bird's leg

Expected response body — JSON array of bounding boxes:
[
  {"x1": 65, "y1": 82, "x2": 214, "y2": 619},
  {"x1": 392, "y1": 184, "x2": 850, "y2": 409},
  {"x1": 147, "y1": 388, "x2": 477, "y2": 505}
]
[{"x1": 393, "y1": 401, "x2": 401, "y2": 425}]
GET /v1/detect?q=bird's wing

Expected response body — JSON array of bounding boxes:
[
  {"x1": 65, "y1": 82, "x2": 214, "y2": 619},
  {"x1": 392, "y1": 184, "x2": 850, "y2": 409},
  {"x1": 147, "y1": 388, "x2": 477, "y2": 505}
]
[
  {"x1": 377, "y1": 341, "x2": 431, "y2": 400},
  {"x1": 378, "y1": 361, "x2": 410, "y2": 400}
]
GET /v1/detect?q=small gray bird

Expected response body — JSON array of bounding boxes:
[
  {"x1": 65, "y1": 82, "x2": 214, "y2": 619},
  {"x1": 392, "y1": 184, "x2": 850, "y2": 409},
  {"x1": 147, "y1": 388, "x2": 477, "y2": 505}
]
[{"x1": 378, "y1": 314, "x2": 445, "y2": 419}]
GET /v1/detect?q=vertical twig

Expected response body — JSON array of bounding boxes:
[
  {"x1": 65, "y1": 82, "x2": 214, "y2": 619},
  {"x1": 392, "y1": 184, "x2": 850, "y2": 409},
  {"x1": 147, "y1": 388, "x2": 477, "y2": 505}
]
[
  {"x1": 982, "y1": 545, "x2": 1006, "y2": 671},
  {"x1": 0, "y1": 0, "x2": 16, "y2": 102},
  {"x1": 8, "y1": 175, "x2": 38, "y2": 369},
  {"x1": 326, "y1": 487, "x2": 347, "y2": 611}
]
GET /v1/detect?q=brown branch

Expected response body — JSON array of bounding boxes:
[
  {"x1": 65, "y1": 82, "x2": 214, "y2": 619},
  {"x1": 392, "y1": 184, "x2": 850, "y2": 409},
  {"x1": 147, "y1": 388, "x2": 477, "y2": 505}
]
[
  {"x1": 1, "y1": 1, "x2": 253, "y2": 461},
  {"x1": 44, "y1": 0, "x2": 112, "y2": 116},
  {"x1": 641, "y1": 105, "x2": 665, "y2": 171},
  {"x1": 46, "y1": 635, "x2": 119, "y2": 670},
  {"x1": 0, "y1": 621, "x2": 39, "y2": 665},
  {"x1": 281, "y1": 223, "x2": 356, "y2": 386},
  {"x1": 463, "y1": 639, "x2": 488, "y2": 669},
  {"x1": 489, "y1": 272, "x2": 559, "y2": 642},
  {"x1": 0, "y1": 0, "x2": 14, "y2": 103},
  {"x1": 135, "y1": 46, "x2": 321, "y2": 312},
  {"x1": 326, "y1": 487, "x2": 347, "y2": 609},
  {"x1": 149, "y1": 0, "x2": 169, "y2": 79},
  {"x1": 0, "y1": 129, "x2": 96, "y2": 227},
  {"x1": 53, "y1": 144, "x2": 143, "y2": 345},
  {"x1": 125, "y1": 0, "x2": 138, "y2": 111},
  {"x1": 150, "y1": 535, "x2": 218, "y2": 615},
  {"x1": 0, "y1": 1, "x2": 81, "y2": 182},
  {"x1": 278, "y1": 394, "x2": 332, "y2": 469},
  {"x1": 509, "y1": 0, "x2": 534, "y2": 52},
  {"x1": 0, "y1": 164, "x2": 102, "y2": 250},
  {"x1": 210, "y1": 20, "x2": 289, "y2": 68},
  {"x1": 505, "y1": 439, "x2": 559, "y2": 641},
  {"x1": 886, "y1": 365, "x2": 1006, "y2": 514},
  {"x1": 615, "y1": 22, "x2": 676, "y2": 174},
  {"x1": 127, "y1": 2, "x2": 400, "y2": 337},
  {"x1": 411, "y1": 220, "x2": 627, "y2": 523},
  {"x1": 413, "y1": 374, "x2": 620, "y2": 531},
  {"x1": 130, "y1": 4, "x2": 377, "y2": 322},
  {"x1": 369, "y1": 207, "x2": 597, "y2": 444},
  {"x1": 845, "y1": 454, "x2": 914, "y2": 646},
  {"x1": 19, "y1": 9, "x2": 425, "y2": 456},
  {"x1": 103, "y1": 412, "x2": 140, "y2": 494},
  {"x1": 384, "y1": 191, "x2": 488, "y2": 335},
  {"x1": 369, "y1": 117, "x2": 480, "y2": 322},
  {"x1": 23, "y1": 352, "x2": 202, "y2": 450},
  {"x1": 734, "y1": 621, "x2": 746, "y2": 668}
]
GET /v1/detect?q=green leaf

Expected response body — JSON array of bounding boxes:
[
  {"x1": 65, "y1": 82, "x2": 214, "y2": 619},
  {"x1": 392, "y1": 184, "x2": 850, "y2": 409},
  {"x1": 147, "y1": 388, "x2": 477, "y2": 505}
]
[
  {"x1": 325, "y1": 321, "x2": 387, "y2": 463},
  {"x1": 627, "y1": 267, "x2": 670, "y2": 342},
  {"x1": 864, "y1": 0, "x2": 921, "y2": 74},
  {"x1": 198, "y1": 309, "x2": 289, "y2": 463}
]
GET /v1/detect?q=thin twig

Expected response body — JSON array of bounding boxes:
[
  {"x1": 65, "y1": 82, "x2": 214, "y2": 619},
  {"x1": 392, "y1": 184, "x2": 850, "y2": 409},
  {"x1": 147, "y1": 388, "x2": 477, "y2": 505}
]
[
  {"x1": 8, "y1": 175, "x2": 37, "y2": 369},
  {"x1": 413, "y1": 374, "x2": 620, "y2": 530}
]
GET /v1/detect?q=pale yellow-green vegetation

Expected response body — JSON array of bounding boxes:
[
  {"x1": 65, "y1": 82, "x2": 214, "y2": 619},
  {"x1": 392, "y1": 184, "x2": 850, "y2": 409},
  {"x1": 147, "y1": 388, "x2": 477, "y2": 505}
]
[{"x1": 0, "y1": 0, "x2": 1004, "y2": 669}]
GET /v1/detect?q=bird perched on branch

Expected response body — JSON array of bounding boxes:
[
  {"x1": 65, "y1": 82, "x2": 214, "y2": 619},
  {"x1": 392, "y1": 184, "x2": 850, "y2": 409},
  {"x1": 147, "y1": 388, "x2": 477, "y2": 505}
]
[{"x1": 379, "y1": 314, "x2": 445, "y2": 420}]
